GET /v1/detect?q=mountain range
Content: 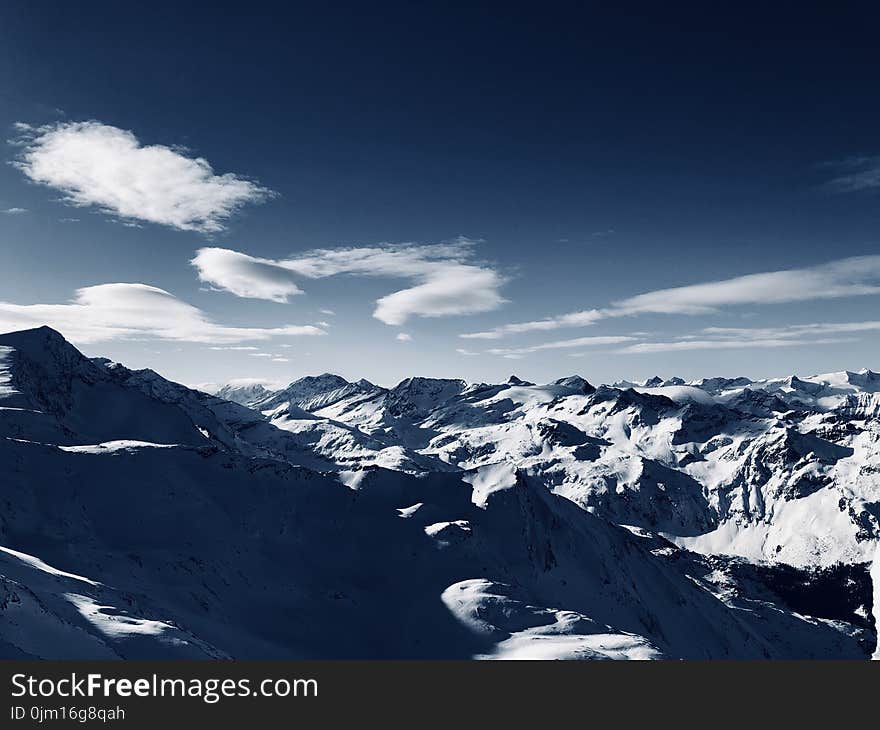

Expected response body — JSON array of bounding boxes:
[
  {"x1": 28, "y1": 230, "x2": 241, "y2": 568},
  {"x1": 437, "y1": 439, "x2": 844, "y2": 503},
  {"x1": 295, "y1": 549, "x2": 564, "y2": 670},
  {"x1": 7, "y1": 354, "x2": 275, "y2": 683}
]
[{"x1": 1, "y1": 326, "x2": 878, "y2": 659}]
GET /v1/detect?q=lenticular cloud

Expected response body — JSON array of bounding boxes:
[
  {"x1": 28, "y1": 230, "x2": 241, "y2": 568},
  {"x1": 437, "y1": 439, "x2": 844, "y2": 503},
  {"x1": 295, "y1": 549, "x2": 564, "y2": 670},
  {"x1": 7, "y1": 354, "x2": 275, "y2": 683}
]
[
  {"x1": 14, "y1": 121, "x2": 273, "y2": 233},
  {"x1": 191, "y1": 239, "x2": 507, "y2": 325},
  {"x1": 0, "y1": 283, "x2": 324, "y2": 344}
]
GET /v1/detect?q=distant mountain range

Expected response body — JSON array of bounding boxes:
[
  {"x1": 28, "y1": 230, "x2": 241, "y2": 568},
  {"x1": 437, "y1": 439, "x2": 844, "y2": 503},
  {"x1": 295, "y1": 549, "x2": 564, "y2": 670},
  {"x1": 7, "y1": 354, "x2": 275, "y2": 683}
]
[{"x1": 1, "y1": 326, "x2": 878, "y2": 659}]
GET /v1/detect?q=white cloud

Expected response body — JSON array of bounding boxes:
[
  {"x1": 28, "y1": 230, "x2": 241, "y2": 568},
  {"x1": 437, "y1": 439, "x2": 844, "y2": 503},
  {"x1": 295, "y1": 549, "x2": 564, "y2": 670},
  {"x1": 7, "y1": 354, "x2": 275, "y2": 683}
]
[
  {"x1": 396, "y1": 332, "x2": 412, "y2": 342},
  {"x1": 209, "y1": 345, "x2": 259, "y2": 351},
  {"x1": 191, "y1": 238, "x2": 506, "y2": 325},
  {"x1": 486, "y1": 335, "x2": 636, "y2": 357},
  {"x1": 0, "y1": 283, "x2": 325, "y2": 345},
  {"x1": 247, "y1": 352, "x2": 290, "y2": 362},
  {"x1": 473, "y1": 316, "x2": 880, "y2": 359},
  {"x1": 700, "y1": 321, "x2": 880, "y2": 339},
  {"x1": 608, "y1": 255, "x2": 880, "y2": 316},
  {"x1": 461, "y1": 310, "x2": 603, "y2": 339},
  {"x1": 192, "y1": 248, "x2": 303, "y2": 301},
  {"x1": 14, "y1": 121, "x2": 272, "y2": 232},
  {"x1": 456, "y1": 347, "x2": 478, "y2": 356},
  {"x1": 616, "y1": 337, "x2": 852, "y2": 354},
  {"x1": 319, "y1": 308, "x2": 336, "y2": 316},
  {"x1": 613, "y1": 320, "x2": 880, "y2": 354},
  {"x1": 462, "y1": 255, "x2": 880, "y2": 339},
  {"x1": 2, "y1": 207, "x2": 28, "y2": 215},
  {"x1": 373, "y1": 265, "x2": 502, "y2": 325}
]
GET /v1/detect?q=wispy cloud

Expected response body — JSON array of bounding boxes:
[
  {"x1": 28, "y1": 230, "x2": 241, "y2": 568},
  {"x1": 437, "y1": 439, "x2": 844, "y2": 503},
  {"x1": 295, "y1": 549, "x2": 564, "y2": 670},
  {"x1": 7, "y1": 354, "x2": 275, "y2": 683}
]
[
  {"x1": 209, "y1": 345, "x2": 259, "y2": 351},
  {"x1": 396, "y1": 332, "x2": 412, "y2": 342},
  {"x1": 461, "y1": 255, "x2": 880, "y2": 339},
  {"x1": 616, "y1": 338, "x2": 853, "y2": 354},
  {"x1": 13, "y1": 121, "x2": 273, "y2": 233},
  {"x1": 487, "y1": 335, "x2": 636, "y2": 358},
  {"x1": 608, "y1": 255, "x2": 880, "y2": 315},
  {"x1": 461, "y1": 310, "x2": 602, "y2": 339},
  {"x1": 192, "y1": 238, "x2": 506, "y2": 325},
  {"x1": 247, "y1": 352, "x2": 291, "y2": 362},
  {"x1": 825, "y1": 156, "x2": 880, "y2": 192},
  {"x1": 614, "y1": 319, "x2": 880, "y2": 353},
  {"x1": 701, "y1": 321, "x2": 880, "y2": 339},
  {"x1": 2, "y1": 207, "x2": 27, "y2": 215},
  {"x1": 0, "y1": 283, "x2": 325, "y2": 345}
]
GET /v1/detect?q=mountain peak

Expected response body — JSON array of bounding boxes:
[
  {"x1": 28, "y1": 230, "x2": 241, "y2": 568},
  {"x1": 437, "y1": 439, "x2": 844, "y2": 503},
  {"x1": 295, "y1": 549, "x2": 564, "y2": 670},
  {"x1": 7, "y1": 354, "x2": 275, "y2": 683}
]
[
  {"x1": 387, "y1": 376, "x2": 468, "y2": 418},
  {"x1": 250, "y1": 372, "x2": 366, "y2": 412},
  {"x1": 287, "y1": 373, "x2": 349, "y2": 389},
  {"x1": 846, "y1": 369, "x2": 880, "y2": 390},
  {"x1": 0, "y1": 326, "x2": 96, "y2": 388},
  {"x1": 553, "y1": 375, "x2": 596, "y2": 394},
  {"x1": 0, "y1": 325, "x2": 75, "y2": 354},
  {"x1": 215, "y1": 381, "x2": 273, "y2": 407}
]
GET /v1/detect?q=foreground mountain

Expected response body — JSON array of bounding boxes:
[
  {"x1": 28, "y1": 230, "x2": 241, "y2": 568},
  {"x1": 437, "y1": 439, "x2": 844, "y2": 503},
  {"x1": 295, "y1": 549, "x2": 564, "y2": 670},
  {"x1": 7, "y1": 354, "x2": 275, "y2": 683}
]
[{"x1": 0, "y1": 327, "x2": 877, "y2": 659}]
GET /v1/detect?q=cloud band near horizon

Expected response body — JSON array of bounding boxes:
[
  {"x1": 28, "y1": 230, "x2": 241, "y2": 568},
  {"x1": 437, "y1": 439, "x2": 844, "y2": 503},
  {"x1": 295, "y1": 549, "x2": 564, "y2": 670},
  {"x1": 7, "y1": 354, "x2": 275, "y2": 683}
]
[
  {"x1": 460, "y1": 254, "x2": 880, "y2": 339},
  {"x1": 0, "y1": 283, "x2": 325, "y2": 345}
]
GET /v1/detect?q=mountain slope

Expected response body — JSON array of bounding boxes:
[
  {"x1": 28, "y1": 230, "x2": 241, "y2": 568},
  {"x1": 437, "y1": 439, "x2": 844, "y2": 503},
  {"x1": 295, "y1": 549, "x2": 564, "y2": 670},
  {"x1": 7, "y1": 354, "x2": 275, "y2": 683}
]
[
  {"x1": 0, "y1": 436, "x2": 870, "y2": 658},
  {"x1": 0, "y1": 327, "x2": 876, "y2": 659}
]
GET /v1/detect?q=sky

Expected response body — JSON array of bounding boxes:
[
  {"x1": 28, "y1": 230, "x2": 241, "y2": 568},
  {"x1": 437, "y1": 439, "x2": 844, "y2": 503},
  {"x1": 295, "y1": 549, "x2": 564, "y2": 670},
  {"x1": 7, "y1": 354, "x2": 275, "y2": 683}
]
[{"x1": 0, "y1": 2, "x2": 878, "y2": 389}]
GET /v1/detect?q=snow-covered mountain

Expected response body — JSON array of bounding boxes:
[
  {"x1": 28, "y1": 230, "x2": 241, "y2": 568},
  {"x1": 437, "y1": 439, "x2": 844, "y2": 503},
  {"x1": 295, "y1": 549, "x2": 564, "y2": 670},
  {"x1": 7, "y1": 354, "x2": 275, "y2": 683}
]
[
  {"x1": 256, "y1": 365, "x2": 880, "y2": 570},
  {"x1": 0, "y1": 327, "x2": 877, "y2": 659},
  {"x1": 213, "y1": 381, "x2": 272, "y2": 407}
]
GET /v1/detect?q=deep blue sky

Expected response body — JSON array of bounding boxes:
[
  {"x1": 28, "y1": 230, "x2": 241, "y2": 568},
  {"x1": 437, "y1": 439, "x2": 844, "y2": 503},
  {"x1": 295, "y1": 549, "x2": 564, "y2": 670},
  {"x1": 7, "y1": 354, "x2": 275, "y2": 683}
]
[{"x1": 0, "y1": 2, "x2": 878, "y2": 387}]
